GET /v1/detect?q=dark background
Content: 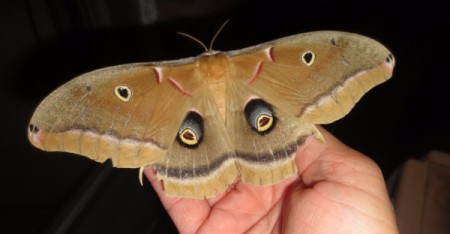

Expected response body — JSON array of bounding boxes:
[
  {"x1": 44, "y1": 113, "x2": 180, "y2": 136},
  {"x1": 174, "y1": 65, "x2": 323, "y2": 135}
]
[{"x1": 1, "y1": 0, "x2": 449, "y2": 233}]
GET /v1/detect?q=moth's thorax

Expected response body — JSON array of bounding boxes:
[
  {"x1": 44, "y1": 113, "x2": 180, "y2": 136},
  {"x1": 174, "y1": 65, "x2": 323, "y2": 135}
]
[
  {"x1": 197, "y1": 52, "x2": 228, "y2": 81},
  {"x1": 198, "y1": 52, "x2": 229, "y2": 120}
]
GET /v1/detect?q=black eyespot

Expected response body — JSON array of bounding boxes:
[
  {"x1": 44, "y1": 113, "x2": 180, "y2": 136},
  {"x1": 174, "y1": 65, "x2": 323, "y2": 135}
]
[
  {"x1": 301, "y1": 51, "x2": 315, "y2": 66},
  {"x1": 86, "y1": 85, "x2": 92, "y2": 92},
  {"x1": 118, "y1": 87, "x2": 129, "y2": 98},
  {"x1": 28, "y1": 124, "x2": 39, "y2": 134},
  {"x1": 177, "y1": 111, "x2": 203, "y2": 148},
  {"x1": 115, "y1": 85, "x2": 132, "y2": 102},
  {"x1": 244, "y1": 99, "x2": 275, "y2": 135},
  {"x1": 386, "y1": 53, "x2": 395, "y2": 63}
]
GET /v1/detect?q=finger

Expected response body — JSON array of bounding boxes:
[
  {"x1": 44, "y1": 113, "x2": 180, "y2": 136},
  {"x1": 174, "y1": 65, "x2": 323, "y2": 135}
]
[
  {"x1": 144, "y1": 168, "x2": 211, "y2": 233},
  {"x1": 295, "y1": 126, "x2": 387, "y2": 195},
  {"x1": 290, "y1": 127, "x2": 398, "y2": 232},
  {"x1": 295, "y1": 126, "x2": 340, "y2": 173}
]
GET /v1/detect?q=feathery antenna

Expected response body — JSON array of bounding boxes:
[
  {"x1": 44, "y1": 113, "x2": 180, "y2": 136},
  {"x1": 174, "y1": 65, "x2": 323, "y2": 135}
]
[
  {"x1": 209, "y1": 19, "x2": 229, "y2": 51},
  {"x1": 177, "y1": 20, "x2": 230, "y2": 52},
  {"x1": 176, "y1": 32, "x2": 208, "y2": 51}
]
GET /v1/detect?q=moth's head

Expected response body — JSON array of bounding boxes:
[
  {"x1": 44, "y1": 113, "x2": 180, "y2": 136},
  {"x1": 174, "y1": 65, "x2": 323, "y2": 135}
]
[{"x1": 202, "y1": 50, "x2": 221, "y2": 56}]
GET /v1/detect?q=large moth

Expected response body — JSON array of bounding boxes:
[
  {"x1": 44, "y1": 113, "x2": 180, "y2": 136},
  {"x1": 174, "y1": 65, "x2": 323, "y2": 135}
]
[{"x1": 28, "y1": 31, "x2": 395, "y2": 198}]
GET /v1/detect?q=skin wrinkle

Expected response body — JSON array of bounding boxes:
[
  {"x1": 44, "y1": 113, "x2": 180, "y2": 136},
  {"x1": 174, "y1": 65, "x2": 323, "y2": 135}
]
[
  {"x1": 249, "y1": 178, "x2": 295, "y2": 233},
  {"x1": 283, "y1": 189, "x2": 320, "y2": 233},
  {"x1": 202, "y1": 178, "x2": 289, "y2": 233},
  {"x1": 338, "y1": 160, "x2": 389, "y2": 202},
  {"x1": 312, "y1": 184, "x2": 371, "y2": 225},
  {"x1": 173, "y1": 199, "x2": 205, "y2": 232},
  {"x1": 319, "y1": 188, "x2": 384, "y2": 234},
  {"x1": 247, "y1": 213, "x2": 272, "y2": 233},
  {"x1": 206, "y1": 187, "x2": 229, "y2": 207},
  {"x1": 317, "y1": 197, "x2": 344, "y2": 232},
  {"x1": 303, "y1": 152, "x2": 389, "y2": 207},
  {"x1": 249, "y1": 190, "x2": 287, "y2": 233},
  {"x1": 198, "y1": 206, "x2": 236, "y2": 233},
  {"x1": 276, "y1": 180, "x2": 300, "y2": 233}
]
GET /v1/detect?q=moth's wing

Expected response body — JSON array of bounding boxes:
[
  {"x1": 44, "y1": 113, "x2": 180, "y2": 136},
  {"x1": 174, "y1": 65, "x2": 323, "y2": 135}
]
[
  {"x1": 151, "y1": 84, "x2": 239, "y2": 198},
  {"x1": 224, "y1": 80, "x2": 320, "y2": 186},
  {"x1": 222, "y1": 31, "x2": 394, "y2": 186},
  {"x1": 28, "y1": 62, "x2": 196, "y2": 168},
  {"x1": 226, "y1": 31, "x2": 395, "y2": 124}
]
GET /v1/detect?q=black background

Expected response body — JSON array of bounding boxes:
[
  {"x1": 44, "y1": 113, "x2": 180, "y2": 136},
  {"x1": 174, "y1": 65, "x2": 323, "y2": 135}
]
[{"x1": 1, "y1": 0, "x2": 449, "y2": 233}]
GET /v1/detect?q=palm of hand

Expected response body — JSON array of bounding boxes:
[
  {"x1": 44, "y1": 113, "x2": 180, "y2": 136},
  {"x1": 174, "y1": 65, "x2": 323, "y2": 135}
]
[{"x1": 145, "y1": 128, "x2": 398, "y2": 234}]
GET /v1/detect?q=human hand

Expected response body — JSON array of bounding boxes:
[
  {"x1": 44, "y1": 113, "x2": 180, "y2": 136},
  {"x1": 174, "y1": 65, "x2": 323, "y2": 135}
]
[{"x1": 145, "y1": 127, "x2": 398, "y2": 233}]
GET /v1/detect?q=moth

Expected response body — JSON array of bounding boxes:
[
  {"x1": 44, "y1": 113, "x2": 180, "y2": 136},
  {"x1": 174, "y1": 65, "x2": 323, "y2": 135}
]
[{"x1": 28, "y1": 30, "x2": 395, "y2": 198}]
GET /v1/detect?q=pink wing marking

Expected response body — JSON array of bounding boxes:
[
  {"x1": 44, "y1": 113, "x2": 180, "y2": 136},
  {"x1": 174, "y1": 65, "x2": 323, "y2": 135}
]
[
  {"x1": 168, "y1": 78, "x2": 192, "y2": 96},
  {"x1": 247, "y1": 61, "x2": 264, "y2": 85},
  {"x1": 264, "y1": 47, "x2": 274, "y2": 62},
  {"x1": 152, "y1": 67, "x2": 162, "y2": 83}
]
